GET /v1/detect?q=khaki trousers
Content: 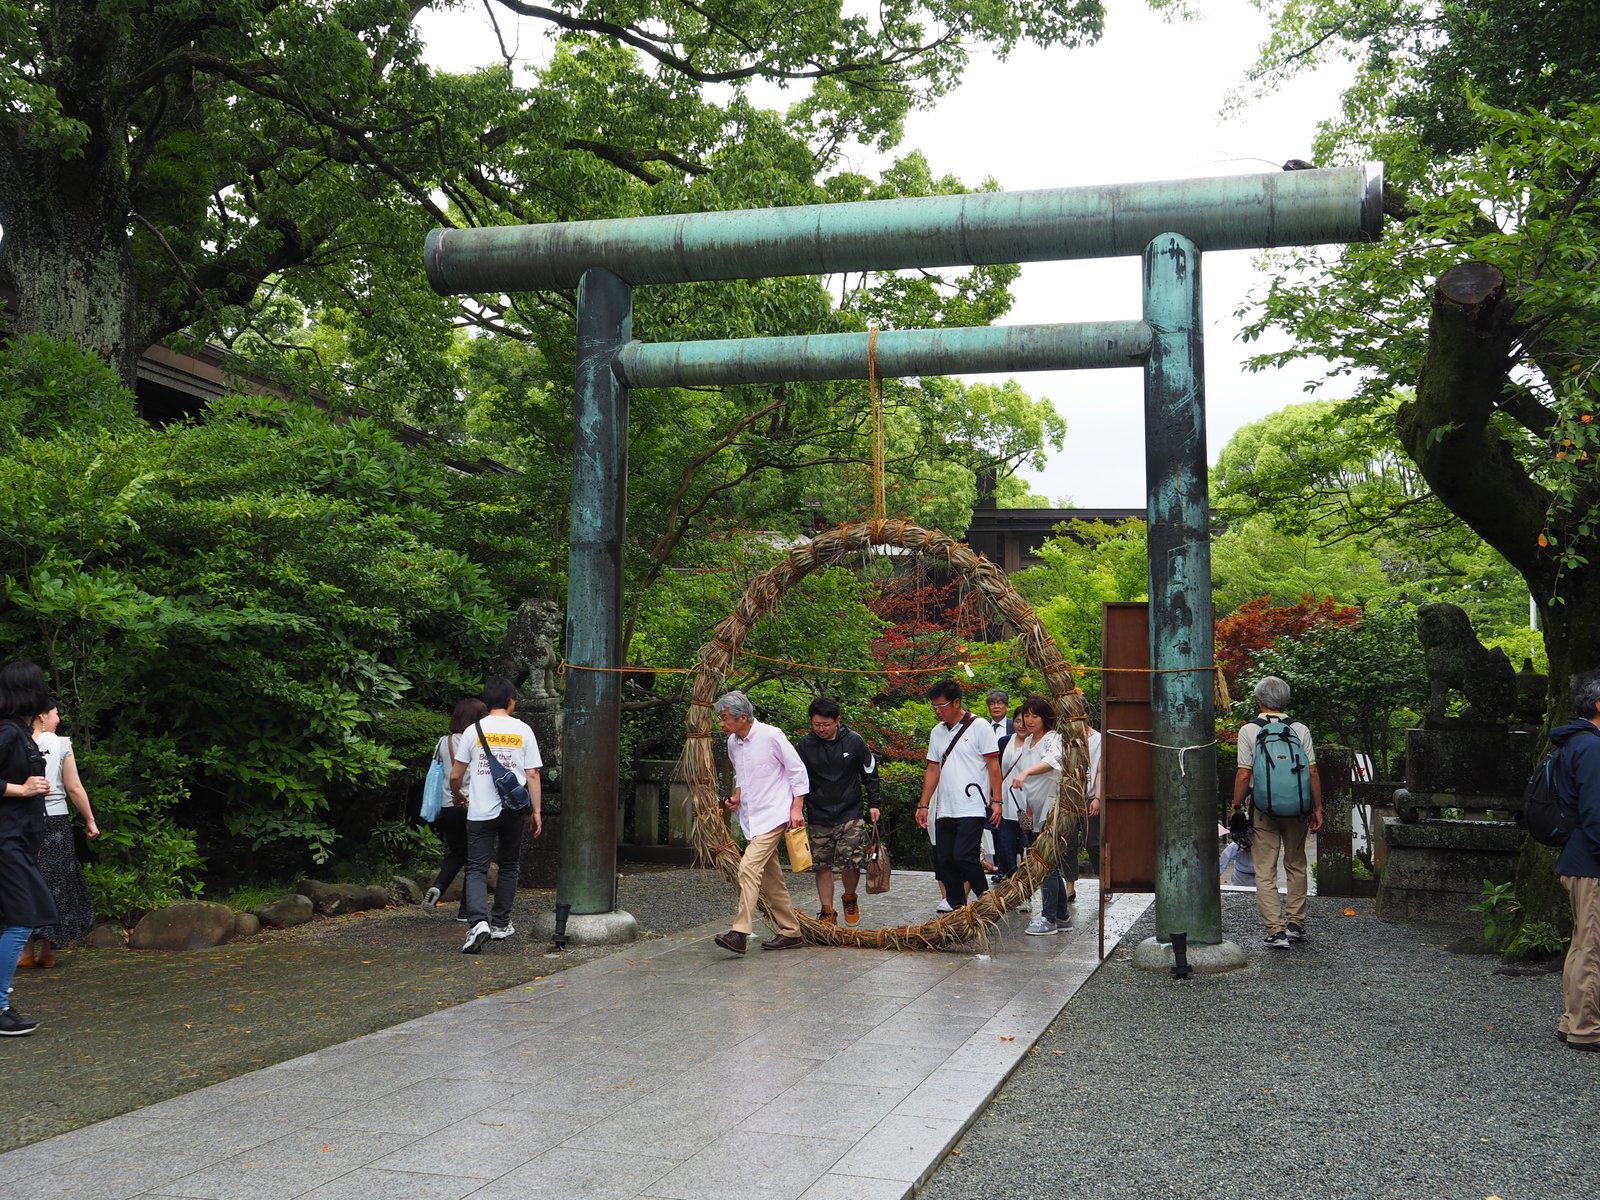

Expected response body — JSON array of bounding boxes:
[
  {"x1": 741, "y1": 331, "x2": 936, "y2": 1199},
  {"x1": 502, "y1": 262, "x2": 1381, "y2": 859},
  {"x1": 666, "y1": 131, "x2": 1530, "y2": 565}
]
[
  {"x1": 732, "y1": 825, "x2": 802, "y2": 938},
  {"x1": 1250, "y1": 809, "x2": 1309, "y2": 933},
  {"x1": 1560, "y1": 874, "x2": 1600, "y2": 1045}
]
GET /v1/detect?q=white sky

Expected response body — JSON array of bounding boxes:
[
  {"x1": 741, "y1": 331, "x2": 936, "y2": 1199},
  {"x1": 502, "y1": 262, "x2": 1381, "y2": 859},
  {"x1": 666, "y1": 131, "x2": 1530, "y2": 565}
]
[{"x1": 419, "y1": 0, "x2": 1356, "y2": 508}]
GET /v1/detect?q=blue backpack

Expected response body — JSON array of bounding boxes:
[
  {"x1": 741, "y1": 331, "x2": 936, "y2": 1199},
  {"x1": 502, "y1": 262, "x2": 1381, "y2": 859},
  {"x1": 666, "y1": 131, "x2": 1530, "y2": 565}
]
[{"x1": 1250, "y1": 716, "x2": 1314, "y2": 818}]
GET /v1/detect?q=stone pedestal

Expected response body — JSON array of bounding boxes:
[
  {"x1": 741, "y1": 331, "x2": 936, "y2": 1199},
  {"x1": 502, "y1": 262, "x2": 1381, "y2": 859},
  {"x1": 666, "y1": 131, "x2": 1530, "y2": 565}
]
[
  {"x1": 1374, "y1": 725, "x2": 1535, "y2": 924},
  {"x1": 532, "y1": 908, "x2": 640, "y2": 946},
  {"x1": 1376, "y1": 817, "x2": 1523, "y2": 923},
  {"x1": 1131, "y1": 936, "x2": 1248, "y2": 975}
]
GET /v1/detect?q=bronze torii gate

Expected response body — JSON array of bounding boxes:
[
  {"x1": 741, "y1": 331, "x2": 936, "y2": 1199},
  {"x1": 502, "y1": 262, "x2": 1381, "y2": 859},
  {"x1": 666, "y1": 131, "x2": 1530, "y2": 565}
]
[{"x1": 425, "y1": 165, "x2": 1383, "y2": 962}]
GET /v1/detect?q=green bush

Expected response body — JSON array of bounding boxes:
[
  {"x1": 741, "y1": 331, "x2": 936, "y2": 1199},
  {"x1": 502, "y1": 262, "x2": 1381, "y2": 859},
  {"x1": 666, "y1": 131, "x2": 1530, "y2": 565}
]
[
  {"x1": 0, "y1": 338, "x2": 522, "y2": 888},
  {"x1": 878, "y1": 759, "x2": 932, "y2": 871}
]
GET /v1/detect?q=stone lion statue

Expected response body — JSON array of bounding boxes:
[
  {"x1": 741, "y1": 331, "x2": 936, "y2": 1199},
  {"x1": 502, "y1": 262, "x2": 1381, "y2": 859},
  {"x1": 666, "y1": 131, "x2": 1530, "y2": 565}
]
[
  {"x1": 489, "y1": 598, "x2": 563, "y2": 704},
  {"x1": 1416, "y1": 602, "x2": 1516, "y2": 727}
]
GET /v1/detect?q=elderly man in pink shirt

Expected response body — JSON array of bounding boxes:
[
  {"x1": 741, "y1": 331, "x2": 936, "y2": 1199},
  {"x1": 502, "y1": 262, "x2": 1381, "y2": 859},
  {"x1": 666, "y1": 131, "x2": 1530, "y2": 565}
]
[{"x1": 713, "y1": 690, "x2": 808, "y2": 955}]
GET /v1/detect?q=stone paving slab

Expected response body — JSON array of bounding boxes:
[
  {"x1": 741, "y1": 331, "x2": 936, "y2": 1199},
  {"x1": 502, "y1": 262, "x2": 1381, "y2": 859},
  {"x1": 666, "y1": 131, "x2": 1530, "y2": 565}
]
[{"x1": 0, "y1": 875, "x2": 1151, "y2": 1200}]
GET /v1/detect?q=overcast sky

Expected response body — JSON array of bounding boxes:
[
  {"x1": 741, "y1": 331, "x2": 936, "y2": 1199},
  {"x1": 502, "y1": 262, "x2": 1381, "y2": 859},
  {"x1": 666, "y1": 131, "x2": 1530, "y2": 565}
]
[{"x1": 420, "y1": 0, "x2": 1355, "y2": 508}]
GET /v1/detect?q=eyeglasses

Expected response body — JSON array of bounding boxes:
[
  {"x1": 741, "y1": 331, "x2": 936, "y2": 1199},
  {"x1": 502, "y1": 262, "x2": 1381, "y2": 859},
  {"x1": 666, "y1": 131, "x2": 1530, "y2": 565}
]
[{"x1": 930, "y1": 699, "x2": 954, "y2": 711}]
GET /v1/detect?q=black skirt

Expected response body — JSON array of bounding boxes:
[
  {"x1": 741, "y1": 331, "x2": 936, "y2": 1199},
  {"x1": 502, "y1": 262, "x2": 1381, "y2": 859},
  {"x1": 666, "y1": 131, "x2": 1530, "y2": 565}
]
[{"x1": 36, "y1": 813, "x2": 95, "y2": 945}]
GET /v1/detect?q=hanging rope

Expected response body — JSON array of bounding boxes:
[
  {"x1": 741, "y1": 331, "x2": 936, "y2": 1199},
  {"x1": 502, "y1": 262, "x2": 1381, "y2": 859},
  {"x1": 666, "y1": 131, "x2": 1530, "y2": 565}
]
[{"x1": 868, "y1": 325, "x2": 886, "y2": 520}]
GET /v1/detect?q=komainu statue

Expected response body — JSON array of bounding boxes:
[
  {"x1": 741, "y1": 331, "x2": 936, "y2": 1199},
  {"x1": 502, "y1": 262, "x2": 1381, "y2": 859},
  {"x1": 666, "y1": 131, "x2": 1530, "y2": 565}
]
[
  {"x1": 1416, "y1": 602, "x2": 1516, "y2": 727},
  {"x1": 489, "y1": 598, "x2": 563, "y2": 704}
]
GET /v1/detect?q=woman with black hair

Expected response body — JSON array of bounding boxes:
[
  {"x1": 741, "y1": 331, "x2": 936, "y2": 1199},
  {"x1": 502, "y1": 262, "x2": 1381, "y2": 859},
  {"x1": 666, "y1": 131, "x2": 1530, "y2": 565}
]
[
  {"x1": 421, "y1": 697, "x2": 490, "y2": 920},
  {"x1": 0, "y1": 660, "x2": 59, "y2": 1036}
]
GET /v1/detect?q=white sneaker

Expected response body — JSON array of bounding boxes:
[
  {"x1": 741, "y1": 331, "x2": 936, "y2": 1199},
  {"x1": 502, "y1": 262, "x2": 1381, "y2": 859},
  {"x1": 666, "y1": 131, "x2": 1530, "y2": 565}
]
[
  {"x1": 462, "y1": 921, "x2": 491, "y2": 954},
  {"x1": 936, "y1": 900, "x2": 953, "y2": 914},
  {"x1": 489, "y1": 923, "x2": 515, "y2": 940},
  {"x1": 1024, "y1": 918, "x2": 1058, "y2": 936},
  {"x1": 421, "y1": 887, "x2": 441, "y2": 908}
]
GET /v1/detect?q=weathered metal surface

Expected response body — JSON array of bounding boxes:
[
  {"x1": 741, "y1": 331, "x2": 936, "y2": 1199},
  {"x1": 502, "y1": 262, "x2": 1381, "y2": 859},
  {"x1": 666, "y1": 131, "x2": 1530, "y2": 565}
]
[
  {"x1": 614, "y1": 322, "x2": 1151, "y2": 387},
  {"x1": 1141, "y1": 232, "x2": 1223, "y2": 948},
  {"x1": 425, "y1": 165, "x2": 1383, "y2": 938},
  {"x1": 559, "y1": 268, "x2": 631, "y2": 916},
  {"x1": 425, "y1": 165, "x2": 1383, "y2": 294}
]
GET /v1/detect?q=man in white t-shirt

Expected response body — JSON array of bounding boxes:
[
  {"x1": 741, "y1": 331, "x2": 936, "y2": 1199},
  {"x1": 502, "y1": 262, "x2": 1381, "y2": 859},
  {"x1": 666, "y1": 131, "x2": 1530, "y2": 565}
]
[
  {"x1": 917, "y1": 679, "x2": 1001, "y2": 910},
  {"x1": 450, "y1": 676, "x2": 542, "y2": 953}
]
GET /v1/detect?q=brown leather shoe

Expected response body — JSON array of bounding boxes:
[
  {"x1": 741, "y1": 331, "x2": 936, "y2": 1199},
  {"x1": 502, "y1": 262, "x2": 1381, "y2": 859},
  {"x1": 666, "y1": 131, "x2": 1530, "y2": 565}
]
[
  {"x1": 15, "y1": 940, "x2": 35, "y2": 970},
  {"x1": 37, "y1": 940, "x2": 55, "y2": 969},
  {"x1": 761, "y1": 934, "x2": 804, "y2": 951},
  {"x1": 817, "y1": 907, "x2": 837, "y2": 926},
  {"x1": 714, "y1": 930, "x2": 747, "y2": 955},
  {"x1": 841, "y1": 894, "x2": 860, "y2": 926}
]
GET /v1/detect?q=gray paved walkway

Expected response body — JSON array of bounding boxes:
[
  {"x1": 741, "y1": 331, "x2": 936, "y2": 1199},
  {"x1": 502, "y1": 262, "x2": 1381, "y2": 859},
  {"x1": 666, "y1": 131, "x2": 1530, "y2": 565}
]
[{"x1": 0, "y1": 876, "x2": 1150, "y2": 1200}]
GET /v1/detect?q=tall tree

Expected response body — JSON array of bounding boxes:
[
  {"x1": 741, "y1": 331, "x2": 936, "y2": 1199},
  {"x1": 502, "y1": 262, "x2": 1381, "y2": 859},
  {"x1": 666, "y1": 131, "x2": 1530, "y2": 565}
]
[
  {"x1": 0, "y1": 0, "x2": 1106, "y2": 384},
  {"x1": 1237, "y1": 0, "x2": 1600, "y2": 713}
]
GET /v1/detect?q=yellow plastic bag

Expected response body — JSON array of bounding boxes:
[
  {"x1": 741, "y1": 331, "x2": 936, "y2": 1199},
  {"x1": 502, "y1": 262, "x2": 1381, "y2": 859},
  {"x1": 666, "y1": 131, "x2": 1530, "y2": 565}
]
[{"x1": 784, "y1": 825, "x2": 813, "y2": 873}]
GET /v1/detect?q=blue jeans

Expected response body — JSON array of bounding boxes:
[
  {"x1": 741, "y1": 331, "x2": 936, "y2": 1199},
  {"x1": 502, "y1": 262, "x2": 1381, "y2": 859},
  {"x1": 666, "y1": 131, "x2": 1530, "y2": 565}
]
[
  {"x1": 464, "y1": 810, "x2": 527, "y2": 928},
  {"x1": 1040, "y1": 871, "x2": 1068, "y2": 923},
  {"x1": 0, "y1": 926, "x2": 28, "y2": 1009}
]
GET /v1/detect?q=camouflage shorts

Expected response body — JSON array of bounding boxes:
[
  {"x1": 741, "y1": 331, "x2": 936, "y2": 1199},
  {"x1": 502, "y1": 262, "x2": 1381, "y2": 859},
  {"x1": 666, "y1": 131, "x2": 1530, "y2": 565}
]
[{"x1": 809, "y1": 819, "x2": 869, "y2": 870}]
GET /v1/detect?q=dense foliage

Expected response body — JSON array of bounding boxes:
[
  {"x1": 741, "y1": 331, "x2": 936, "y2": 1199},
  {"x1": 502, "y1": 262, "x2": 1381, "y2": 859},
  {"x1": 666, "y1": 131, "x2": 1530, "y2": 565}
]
[
  {"x1": 1235, "y1": 0, "x2": 1600, "y2": 712},
  {"x1": 0, "y1": 337, "x2": 520, "y2": 911}
]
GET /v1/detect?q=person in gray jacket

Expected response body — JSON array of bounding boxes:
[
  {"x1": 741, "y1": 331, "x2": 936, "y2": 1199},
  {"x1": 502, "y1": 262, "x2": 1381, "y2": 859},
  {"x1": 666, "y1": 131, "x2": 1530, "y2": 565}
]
[{"x1": 794, "y1": 696, "x2": 882, "y2": 927}]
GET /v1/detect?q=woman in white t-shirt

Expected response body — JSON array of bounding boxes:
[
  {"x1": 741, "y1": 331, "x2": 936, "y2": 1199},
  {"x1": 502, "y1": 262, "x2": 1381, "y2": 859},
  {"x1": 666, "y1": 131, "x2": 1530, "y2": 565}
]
[
  {"x1": 24, "y1": 703, "x2": 99, "y2": 966},
  {"x1": 1001, "y1": 697, "x2": 1071, "y2": 936},
  {"x1": 420, "y1": 697, "x2": 488, "y2": 920}
]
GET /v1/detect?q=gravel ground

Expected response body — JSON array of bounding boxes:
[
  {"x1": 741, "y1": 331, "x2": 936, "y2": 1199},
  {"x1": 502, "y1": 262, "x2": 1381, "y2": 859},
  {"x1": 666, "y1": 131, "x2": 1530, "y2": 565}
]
[{"x1": 919, "y1": 892, "x2": 1596, "y2": 1200}]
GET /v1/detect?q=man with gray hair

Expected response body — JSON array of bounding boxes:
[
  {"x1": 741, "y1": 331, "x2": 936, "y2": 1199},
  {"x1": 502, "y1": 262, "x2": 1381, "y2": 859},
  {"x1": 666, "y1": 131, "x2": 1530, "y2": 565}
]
[
  {"x1": 1231, "y1": 675, "x2": 1322, "y2": 949},
  {"x1": 712, "y1": 691, "x2": 808, "y2": 955}
]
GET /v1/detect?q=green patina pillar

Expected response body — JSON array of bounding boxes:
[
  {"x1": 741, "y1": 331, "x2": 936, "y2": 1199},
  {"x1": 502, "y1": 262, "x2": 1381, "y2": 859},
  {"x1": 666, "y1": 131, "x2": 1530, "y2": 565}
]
[
  {"x1": 1142, "y1": 232, "x2": 1223, "y2": 948},
  {"x1": 558, "y1": 267, "x2": 631, "y2": 920}
]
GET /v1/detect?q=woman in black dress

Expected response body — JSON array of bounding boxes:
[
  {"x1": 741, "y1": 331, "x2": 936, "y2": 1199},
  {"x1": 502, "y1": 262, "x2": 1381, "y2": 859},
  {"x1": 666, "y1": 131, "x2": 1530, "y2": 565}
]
[{"x1": 0, "y1": 661, "x2": 58, "y2": 1036}]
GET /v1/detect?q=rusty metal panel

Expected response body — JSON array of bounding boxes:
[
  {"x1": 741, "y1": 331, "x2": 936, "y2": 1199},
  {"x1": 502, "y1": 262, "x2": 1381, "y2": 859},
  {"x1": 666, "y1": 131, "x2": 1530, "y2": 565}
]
[{"x1": 1102, "y1": 602, "x2": 1155, "y2": 890}]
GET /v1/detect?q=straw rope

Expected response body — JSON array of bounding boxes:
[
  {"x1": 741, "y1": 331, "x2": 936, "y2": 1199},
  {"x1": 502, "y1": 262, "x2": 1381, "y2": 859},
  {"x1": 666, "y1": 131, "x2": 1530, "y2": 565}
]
[{"x1": 678, "y1": 519, "x2": 1089, "y2": 950}]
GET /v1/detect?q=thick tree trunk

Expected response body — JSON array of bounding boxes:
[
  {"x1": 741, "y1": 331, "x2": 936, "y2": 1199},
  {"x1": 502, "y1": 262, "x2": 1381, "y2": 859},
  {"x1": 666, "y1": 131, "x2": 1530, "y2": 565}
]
[
  {"x1": 1401, "y1": 261, "x2": 1600, "y2": 951},
  {"x1": 0, "y1": 6, "x2": 173, "y2": 383},
  {"x1": 0, "y1": 203, "x2": 140, "y2": 382}
]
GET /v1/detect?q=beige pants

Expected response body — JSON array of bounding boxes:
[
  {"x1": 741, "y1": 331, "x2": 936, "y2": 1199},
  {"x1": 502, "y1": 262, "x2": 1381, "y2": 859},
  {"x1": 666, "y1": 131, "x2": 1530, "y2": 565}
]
[
  {"x1": 732, "y1": 824, "x2": 802, "y2": 938},
  {"x1": 1250, "y1": 809, "x2": 1309, "y2": 934},
  {"x1": 1560, "y1": 875, "x2": 1600, "y2": 1045}
]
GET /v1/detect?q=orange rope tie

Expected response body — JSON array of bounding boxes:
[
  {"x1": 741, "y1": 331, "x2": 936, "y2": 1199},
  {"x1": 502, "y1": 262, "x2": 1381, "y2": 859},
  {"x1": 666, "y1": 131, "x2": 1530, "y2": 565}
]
[{"x1": 557, "y1": 657, "x2": 1222, "y2": 680}]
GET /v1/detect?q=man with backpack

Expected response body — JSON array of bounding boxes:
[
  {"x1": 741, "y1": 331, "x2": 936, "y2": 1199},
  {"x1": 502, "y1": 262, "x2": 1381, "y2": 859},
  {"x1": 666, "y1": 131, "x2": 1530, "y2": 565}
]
[
  {"x1": 1232, "y1": 676, "x2": 1322, "y2": 949},
  {"x1": 1551, "y1": 668, "x2": 1600, "y2": 1053}
]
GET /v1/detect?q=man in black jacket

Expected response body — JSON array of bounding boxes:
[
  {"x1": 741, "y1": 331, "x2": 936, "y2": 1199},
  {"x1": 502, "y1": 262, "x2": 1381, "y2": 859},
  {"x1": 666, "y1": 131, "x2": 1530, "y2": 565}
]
[{"x1": 795, "y1": 696, "x2": 882, "y2": 926}]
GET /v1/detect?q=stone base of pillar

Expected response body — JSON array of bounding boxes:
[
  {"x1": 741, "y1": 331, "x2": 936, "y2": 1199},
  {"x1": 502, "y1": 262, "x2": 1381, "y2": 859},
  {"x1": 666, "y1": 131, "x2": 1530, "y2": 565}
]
[
  {"x1": 532, "y1": 909, "x2": 640, "y2": 947},
  {"x1": 1130, "y1": 935, "x2": 1248, "y2": 975}
]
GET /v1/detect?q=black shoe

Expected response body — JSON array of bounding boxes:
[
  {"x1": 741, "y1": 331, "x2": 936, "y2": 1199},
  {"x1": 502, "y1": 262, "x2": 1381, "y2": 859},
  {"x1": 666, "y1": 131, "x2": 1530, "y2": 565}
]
[
  {"x1": 1569, "y1": 1039, "x2": 1600, "y2": 1054},
  {"x1": 714, "y1": 930, "x2": 747, "y2": 955},
  {"x1": 761, "y1": 934, "x2": 804, "y2": 951},
  {"x1": 1286, "y1": 922, "x2": 1306, "y2": 943},
  {"x1": 0, "y1": 1007, "x2": 39, "y2": 1036},
  {"x1": 1557, "y1": 1031, "x2": 1568, "y2": 1043}
]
